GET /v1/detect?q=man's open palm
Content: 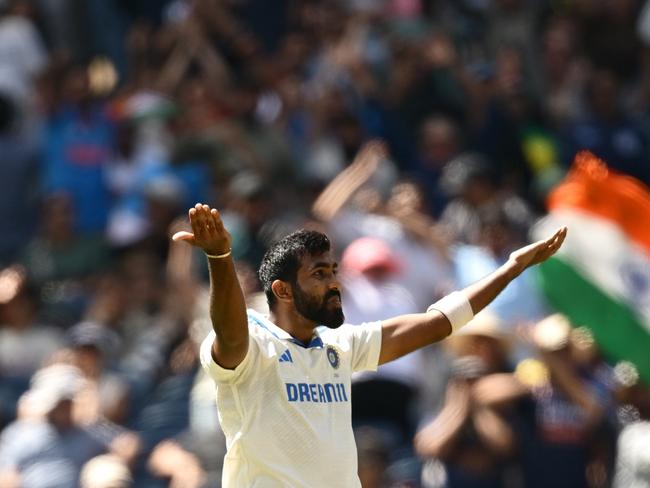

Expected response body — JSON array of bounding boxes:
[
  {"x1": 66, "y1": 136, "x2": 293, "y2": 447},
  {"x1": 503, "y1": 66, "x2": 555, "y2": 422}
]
[
  {"x1": 171, "y1": 203, "x2": 232, "y2": 256},
  {"x1": 509, "y1": 226, "x2": 567, "y2": 273}
]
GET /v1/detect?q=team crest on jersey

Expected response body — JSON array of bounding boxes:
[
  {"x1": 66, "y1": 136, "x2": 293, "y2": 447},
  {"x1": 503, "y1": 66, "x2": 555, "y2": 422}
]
[{"x1": 326, "y1": 345, "x2": 340, "y2": 369}]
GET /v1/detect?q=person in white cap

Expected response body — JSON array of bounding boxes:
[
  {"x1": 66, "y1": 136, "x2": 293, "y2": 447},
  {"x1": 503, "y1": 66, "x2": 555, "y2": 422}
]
[
  {"x1": 80, "y1": 454, "x2": 132, "y2": 488},
  {"x1": 0, "y1": 364, "x2": 138, "y2": 488},
  {"x1": 172, "y1": 202, "x2": 566, "y2": 488}
]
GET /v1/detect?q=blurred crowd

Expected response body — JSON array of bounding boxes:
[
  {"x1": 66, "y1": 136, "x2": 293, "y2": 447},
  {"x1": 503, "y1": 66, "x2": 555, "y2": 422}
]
[{"x1": 0, "y1": 0, "x2": 650, "y2": 486}]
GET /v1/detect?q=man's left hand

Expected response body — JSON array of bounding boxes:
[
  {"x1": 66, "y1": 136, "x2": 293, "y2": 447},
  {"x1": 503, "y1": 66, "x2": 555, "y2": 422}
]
[{"x1": 508, "y1": 226, "x2": 567, "y2": 275}]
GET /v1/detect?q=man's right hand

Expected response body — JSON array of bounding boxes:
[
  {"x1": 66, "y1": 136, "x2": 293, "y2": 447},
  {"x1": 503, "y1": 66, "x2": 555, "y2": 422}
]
[
  {"x1": 172, "y1": 203, "x2": 232, "y2": 257},
  {"x1": 173, "y1": 203, "x2": 248, "y2": 370}
]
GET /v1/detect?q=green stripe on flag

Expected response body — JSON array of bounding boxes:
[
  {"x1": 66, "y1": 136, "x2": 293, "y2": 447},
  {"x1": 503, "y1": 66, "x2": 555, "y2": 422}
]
[{"x1": 537, "y1": 258, "x2": 650, "y2": 385}]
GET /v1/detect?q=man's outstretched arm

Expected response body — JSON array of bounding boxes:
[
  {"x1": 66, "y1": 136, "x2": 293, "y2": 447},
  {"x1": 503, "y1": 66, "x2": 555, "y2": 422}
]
[
  {"x1": 173, "y1": 203, "x2": 248, "y2": 369},
  {"x1": 378, "y1": 227, "x2": 567, "y2": 364}
]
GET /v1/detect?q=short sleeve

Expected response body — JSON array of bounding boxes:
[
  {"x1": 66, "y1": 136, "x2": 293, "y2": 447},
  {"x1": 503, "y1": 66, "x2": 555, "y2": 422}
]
[
  {"x1": 199, "y1": 330, "x2": 259, "y2": 384},
  {"x1": 348, "y1": 321, "x2": 383, "y2": 373}
]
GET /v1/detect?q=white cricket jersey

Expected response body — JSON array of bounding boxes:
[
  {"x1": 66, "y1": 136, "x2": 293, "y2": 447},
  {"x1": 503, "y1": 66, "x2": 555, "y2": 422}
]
[{"x1": 200, "y1": 309, "x2": 382, "y2": 488}]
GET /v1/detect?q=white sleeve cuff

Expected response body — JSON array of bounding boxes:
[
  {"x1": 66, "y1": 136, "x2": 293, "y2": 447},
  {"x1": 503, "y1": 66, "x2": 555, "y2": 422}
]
[
  {"x1": 427, "y1": 291, "x2": 474, "y2": 333},
  {"x1": 199, "y1": 330, "x2": 254, "y2": 384}
]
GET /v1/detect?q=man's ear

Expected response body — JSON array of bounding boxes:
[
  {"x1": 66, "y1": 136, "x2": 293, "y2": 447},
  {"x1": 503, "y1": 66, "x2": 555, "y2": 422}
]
[{"x1": 271, "y1": 280, "x2": 293, "y2": 304}]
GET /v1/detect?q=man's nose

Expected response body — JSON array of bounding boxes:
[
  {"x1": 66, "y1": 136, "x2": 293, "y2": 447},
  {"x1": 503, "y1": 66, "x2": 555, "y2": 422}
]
[{"x1": 328, "y1": 280, "x2": 341, "y2": 294}]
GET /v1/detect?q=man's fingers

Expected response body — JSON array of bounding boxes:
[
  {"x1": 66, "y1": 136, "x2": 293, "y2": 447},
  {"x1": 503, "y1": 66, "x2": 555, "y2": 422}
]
[
  {"x1": 181, "y1": 204, "x2": 231, "y2": 254},
  {"x1": 544, "y1": 227, "x2": 562, "y2": 246},
  {"x1": 209, "y1": 208, "x2": 226, "y2": 233},
  {"x1": 511, "y1": 226, "x2": 567, "y2": 264},
  {"x1": 191, "y1": 203, "x2": 208, "y2": 238},
  {"x1": 538, "y1": 227, "x2": 567, "y2": 260},
  {"x1": 542, "y1": 227, "x2": 566, "y2": 248},
  {"x1": 548, "y1": 227, "x2": 567, "y2": 251},
  {"x1": 201, "y1": 204, "x2": 212, "y2": 233},
  {"x1": 172, "y1": 231, "x2": 196, "y2": 244}
]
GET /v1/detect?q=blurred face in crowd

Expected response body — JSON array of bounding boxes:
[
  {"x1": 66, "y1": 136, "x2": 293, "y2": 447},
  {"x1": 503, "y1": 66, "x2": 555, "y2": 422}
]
[
  {"x1": 419, "y1": 116, "x2": 460, "y2": 168},
  {"x1": 278, "y1": 33, "x2": 311, "y2": 74},
  {"x1": 333, "y1": 115, "x2": 364, "y2": 160},
  {"x1": 569, "y1": 327, "x2": 599, "y2": 367},
  {"x1": 231, "y1": 85, "x2": 259, "y2": 121},
  {"x1": 351, "y1": 187, "x2": 383, "y2": 214},
  {"x1": 495, "y1": 48, "x2": 524, "y2": 95},
  {"x1": 277, "y1": 75, "x2": 303, "y2": 111},
  {"x1": 48, "y1": 399, "x2": 74, "y2": 431},
  {"x1": 89, "y1": 273, "x2": 128, "y2": 325},
  {"x1": 291, "y1": 252, "x2": 344, "y2": 329},
  {"x1": 121, "y1": 252, "x2": 163, "y2": 312},
  {"x1": 480, "y1": 220, "x2": 519, "y2": 256},
  {"x1": 74, "y1": 345, "x2": 103, "y2": 378},
  {"x1": 459, "y1": 335, "x2": 507, "y2": 373},
  {"x1": 543, "y1": 18, "x2": 575, "y2": 81},
  {"x1": 62, "y1": 66, "x2": 91, "y2": 106},
  {"x1": 228, "y1": 190, "x2": 271, "y2": 231},
  {"x1": 43, "y1": 194, "x2": 74, "y2": 243},
  {"x1": 386, "y1": 181, "x2": 426, "y2": 218},
  {"x1": 462, "y1": 176, "x2": 496, "y2": 207},
  {"x1": 589, "y1": 70, "x2": 620, "y2": 120}
]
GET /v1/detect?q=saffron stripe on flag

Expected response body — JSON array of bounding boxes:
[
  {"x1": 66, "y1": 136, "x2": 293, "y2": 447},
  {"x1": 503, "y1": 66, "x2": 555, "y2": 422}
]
[{"x1": 547, "y1": 151, "x2": 650, "y2": 256}]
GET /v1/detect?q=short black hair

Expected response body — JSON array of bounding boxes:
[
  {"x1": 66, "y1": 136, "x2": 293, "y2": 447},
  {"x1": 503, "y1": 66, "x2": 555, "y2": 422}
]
[{"x1": 258, "y1": 230, "x2": 331, "y2": 309}]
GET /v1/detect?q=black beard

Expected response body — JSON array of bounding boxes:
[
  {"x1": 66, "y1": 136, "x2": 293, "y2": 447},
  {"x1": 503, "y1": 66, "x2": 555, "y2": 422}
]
[{"x1": 292, "y1": 284, "x2": 344, "y2": 329}]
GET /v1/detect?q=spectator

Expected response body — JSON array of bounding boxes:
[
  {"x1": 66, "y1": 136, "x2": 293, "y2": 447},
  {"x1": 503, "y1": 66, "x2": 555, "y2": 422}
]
[
  {"x1": 416, "y1": 312, "x2": 523, "y2": 488},
  {"x1": 313, "y1": 142, "x2": 454, "y2": 311},
  {"x1": 561, "y1": 68, "x2": 650, "y2": 184},
  {"x1": 517, "y1": 314, "x2": 617, "y2": 488},
  {"x1": 41, "y1": 62, "x2": 116, "y2": 234},
  {"x1": 0, "y1": 364, "x2": 136, "y2": 488},
  {"x1": 411, "y1": 114, "x2": 463, "y2": 215},
  {"x1": 452, "y1": 204, "x2": 547, "y2": 328},
  {"x1": 19, "y1": 193, "x2": 111, "y2": 326},
  {"x1": 147, "y1": 440, "x2": 206, "y2": 488},
  {"x1": 0, "y1": 266, "x2": 63, "y2": 424},
  {"x1": 341, "y1": 237, "x2": 422, "y2": 445},
  {"x1": 355, "y1": 426, "x2": 391, "y2": 488},
  {"x1": 439, "y1": 152, "x2": 534, "y2": 245},
  {"x1": 0, "y1": 1, "x2": 647, "y2": 485},
  {"x1": 67, "y1": 321, "x2": 130, "y2": 426},
  {"x1": 0, "y1": 0, "x2": 47, "y2": 100}
]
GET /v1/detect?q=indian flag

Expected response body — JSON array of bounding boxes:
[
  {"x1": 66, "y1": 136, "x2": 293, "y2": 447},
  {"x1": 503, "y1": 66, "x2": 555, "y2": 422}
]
[{"x1": 532, "y1": 151, "x2": 650, "y2": 384}]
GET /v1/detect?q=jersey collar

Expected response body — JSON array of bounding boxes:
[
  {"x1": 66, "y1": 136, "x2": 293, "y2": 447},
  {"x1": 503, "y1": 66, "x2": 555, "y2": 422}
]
[{"x1": 247, "y1": 308, "x2": 324, "y2": 349}]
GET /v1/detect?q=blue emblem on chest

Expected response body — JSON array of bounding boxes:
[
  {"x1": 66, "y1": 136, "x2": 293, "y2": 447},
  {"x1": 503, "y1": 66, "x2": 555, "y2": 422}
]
[{"x1": 326, "y1": 345, "x2": 340, "y2": 369}]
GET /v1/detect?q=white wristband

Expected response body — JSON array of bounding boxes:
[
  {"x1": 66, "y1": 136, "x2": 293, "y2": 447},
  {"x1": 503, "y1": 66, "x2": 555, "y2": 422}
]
[{"x1": 427, "y1": 291, "x2": 474, "y2": 333}]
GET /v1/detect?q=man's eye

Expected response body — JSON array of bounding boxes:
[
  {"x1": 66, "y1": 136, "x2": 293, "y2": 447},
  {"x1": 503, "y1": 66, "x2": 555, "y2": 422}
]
[{"x1": 313, "y1": 271, "x2": 324, "y2": 278}]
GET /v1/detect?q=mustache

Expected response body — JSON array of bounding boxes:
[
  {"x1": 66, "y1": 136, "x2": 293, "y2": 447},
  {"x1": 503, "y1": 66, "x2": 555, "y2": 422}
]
[{"x1": 325, "y1": 290, "x2": 341, "y2": 301}]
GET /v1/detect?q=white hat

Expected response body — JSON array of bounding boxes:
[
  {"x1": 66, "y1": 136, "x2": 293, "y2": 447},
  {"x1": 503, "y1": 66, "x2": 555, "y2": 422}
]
[
  {"x1": 454, "y1": 310, "x2": 507, "y2": 339},
  {"x1": 21, "y1": 364, "x2": 85, "y2": 415},
  {"x1": 533, "y1": 313, "x2": 572, "y2": 351},
  {"x1": 80, "y1": 455, "x2": 133, "y2": 488},
  {"x1": 445, "y1": 311, "x2": 511, "y2": 356}
]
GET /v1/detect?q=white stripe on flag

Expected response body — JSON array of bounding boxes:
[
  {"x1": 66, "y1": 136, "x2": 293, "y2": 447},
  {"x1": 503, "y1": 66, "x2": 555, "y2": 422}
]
[{"x1": 533, "y1": 210, "x2": 650, "y2": 333}]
